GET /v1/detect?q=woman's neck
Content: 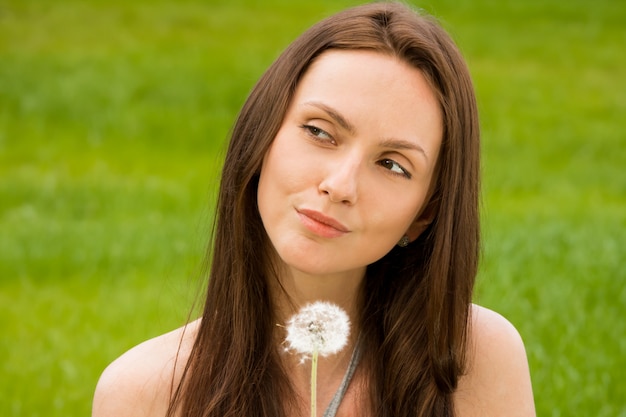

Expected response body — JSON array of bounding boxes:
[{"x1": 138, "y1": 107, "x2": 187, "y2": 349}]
[
  {"x1": 269, "y1": 261, "x2": 365, "y2": 400},
  {"x1": 270, "y1": 262, "x2": 365, "y2": 326}
]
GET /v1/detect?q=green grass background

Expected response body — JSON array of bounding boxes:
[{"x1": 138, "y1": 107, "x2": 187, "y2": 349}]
[{"x1": 1, "y1": 0, "x2": 624, "y2": 415}]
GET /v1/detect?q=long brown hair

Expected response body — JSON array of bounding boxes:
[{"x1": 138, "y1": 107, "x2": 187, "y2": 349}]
[{"x1": 168, "y1": 2, "x2": 480, "y2": 416}]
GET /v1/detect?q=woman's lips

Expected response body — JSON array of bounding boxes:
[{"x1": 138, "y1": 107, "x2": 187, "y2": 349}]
[{"x1": 296, "y1": 208, "x2": 350, "y2": 238}]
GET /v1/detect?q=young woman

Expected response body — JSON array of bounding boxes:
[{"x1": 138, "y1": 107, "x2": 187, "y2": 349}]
[{"x1": 93, "y1": 3, "x2": 535, "y2": 416}]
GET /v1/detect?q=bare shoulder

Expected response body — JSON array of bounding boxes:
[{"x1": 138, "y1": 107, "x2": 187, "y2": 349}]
[
  {"x1": 454, "y1": 304, "x2": 536, "y2": 417},
  {"x1": 92, "y1": 319, "x2": 200, "y2": 417}
]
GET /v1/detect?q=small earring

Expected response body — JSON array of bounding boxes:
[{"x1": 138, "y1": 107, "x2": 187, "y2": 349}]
[{"x1": 397, "y1": 235, "x2": 410, "y2": 247}]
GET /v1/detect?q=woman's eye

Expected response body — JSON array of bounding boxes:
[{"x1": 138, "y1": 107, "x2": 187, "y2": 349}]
[
  {"x1": 302, "y1": 124, "x2": 334, "y2": 143},
  {"x1": 379, "y1": 159, "x2": 411, "y2": 179}
]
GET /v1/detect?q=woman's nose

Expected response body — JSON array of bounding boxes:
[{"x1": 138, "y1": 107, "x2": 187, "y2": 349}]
[{"x1": 318, "y1": 155, "x2": 360, "y2": 205}]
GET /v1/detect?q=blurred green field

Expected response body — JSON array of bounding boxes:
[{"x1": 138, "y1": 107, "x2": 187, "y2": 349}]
[{"x1": 1, "y1": 0, "x2": 624, "y2": 415}]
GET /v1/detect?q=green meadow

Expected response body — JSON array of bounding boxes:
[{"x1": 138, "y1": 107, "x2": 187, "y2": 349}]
[{"x1": 1, "y1": 0, "x2": 624, "y2": 415}]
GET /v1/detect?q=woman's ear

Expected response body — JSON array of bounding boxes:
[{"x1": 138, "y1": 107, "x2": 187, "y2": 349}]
[{"x1": 406, "y1": 197, "x2": 438, "y2": 241}]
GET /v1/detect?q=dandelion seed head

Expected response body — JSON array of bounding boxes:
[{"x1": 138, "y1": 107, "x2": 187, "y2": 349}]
[{"x1": 284, "y1": 301, "x2": 350, "y2": 359}]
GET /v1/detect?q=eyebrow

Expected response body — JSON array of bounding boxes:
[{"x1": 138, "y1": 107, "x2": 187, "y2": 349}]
[
  {"x1": 379, "y1": 138, "x2": 429, "y2": 162},
  {"x1": 303, "y1": 100, "x2": 428, "y2": 162},
  {"x1": 303, "y1": 101, "x2": 356, "y2": 134}
]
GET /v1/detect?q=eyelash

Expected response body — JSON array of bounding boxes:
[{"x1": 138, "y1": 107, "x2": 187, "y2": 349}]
[
  {"x1": 378, "y1": 159, "x2": 412, "y2": 179},
  {"x1": 300, "y1": 124, "x2": 411, "y2": 179},
  {"x1": 301, "y1": 124, "x2": 335, "y2": 144}
]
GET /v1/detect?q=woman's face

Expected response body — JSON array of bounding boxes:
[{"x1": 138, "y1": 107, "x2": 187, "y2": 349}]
[{"x1": 257, "y1": 50, "x2": 442, "y2": 278}]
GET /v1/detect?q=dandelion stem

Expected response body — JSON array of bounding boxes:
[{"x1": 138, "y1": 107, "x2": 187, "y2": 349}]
[{"x1": 311, "y1": 348, "x2": 318, "y2": 417}]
